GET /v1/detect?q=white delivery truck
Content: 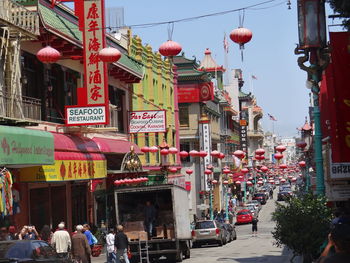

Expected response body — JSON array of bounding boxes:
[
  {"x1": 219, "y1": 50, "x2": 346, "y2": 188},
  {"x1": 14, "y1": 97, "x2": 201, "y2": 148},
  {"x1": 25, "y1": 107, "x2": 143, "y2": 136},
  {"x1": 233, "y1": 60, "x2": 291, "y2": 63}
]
[{"x1": 114, "y1": 184, "x2": 192, "y2": 262}]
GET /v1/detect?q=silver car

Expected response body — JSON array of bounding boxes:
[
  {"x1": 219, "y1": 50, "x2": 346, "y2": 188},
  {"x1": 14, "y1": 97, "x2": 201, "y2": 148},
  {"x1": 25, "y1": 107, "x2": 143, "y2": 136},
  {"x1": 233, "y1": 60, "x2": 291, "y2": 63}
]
[
  {"x1": 192, "y1": 220, "x2": 226, "y2": 247},
  {"x1": 247, "y1": 200, "x2": 262, "y2": 211}
]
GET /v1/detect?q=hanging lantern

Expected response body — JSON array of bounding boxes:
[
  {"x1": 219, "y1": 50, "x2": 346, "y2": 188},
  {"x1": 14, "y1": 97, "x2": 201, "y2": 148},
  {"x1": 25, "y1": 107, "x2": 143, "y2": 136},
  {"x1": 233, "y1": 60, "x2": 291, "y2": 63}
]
[
  {"x1": 269, "y1": 180, "x2": 275, "y2": 184},
  {"x1": 212, "y1": 179, "x2": 218, "y2": 185},
  {"x1": 223, "y1": 169, "x2": 230, "y2": 174},
  {"x1": 114, "y1": 180, "x2": 121, "y2": 186},
  {"x1": 276, "y1": 145, "x2": 287, "y2": 153},
  {"x1": 233, "y1": 150, "x2": 245, "y2": 160},
  {"x1": 168, "y1": 167, "x2": 178, "y2": 173},
  {"x1": 149, "y1": 146, "x2": 159, "y2": 153},
  {"x1": 279, "y1": 164, "x2": 288, "y2": 169},
  {"x1": 211, "y1": 150, "x2": 220, "y2": 157},
  {"x1": 36, "y1": 46, "x2": 61, "y2": 63},
  {"x1": 235, "y1": 181, "x2": 241, "y2": 185},
  {"x1": 179, "y1": 151, "x2": 189, "y2": 158},
  {"x1": 207, "y1": 164, "x2": 214, "y2": 169},
  {"x1": 160, "y1": 149, "x2": 169, "y2": 156},
  {"x1": 241, "y1": 168, "x2": 249, "y2": 174},
  {"x1": 299, "y1": 161, "x2": 306, "y2": 168},
  {"x1": 274, "y1": 153, "x2": 283, "y2": 160},
  {"x1": 257, "y1": 180, "x2": 263, "y2": 185},
  {"x1": 280, "y1": 178, "x2": 286, "y2": 183},
  {"x1": 158, "y1": 40, "x2": 182, "y2": 57},
  {"x1": 296, "y1": 141, "x2": 307, "y2": 149},
  {"x1": 246, "y1": 181, "x2": 253, "y2": 186},
  {"x1": 238, "y1": 176, "x2": 243, "y2": 180},
  {"x1": 168, "y1": 147, "x2": 178, "y2": 154},
  {"x1": 185, "y1": 169, "x2": 193, "y2": 175},
  {"x1": 228, "y1": 173, "x2": 234, "y2": 178},
  {"x1": 291, "y1": 177, "x2": 297, "y2": 182},
  {"x1": 204, "y1": 169, "x2": 213, "y2": 175},
  {"x1": 255, "y1": 148, "x2": 265, "y2": 156},
  {"x1": 189, "y1": 150, "x2": 199, "y2": 157},
  {"x1": 98, "y1": 47, "x2": 121, "y2": 63},
  {"x1": 198, "y1": 151, "x2": 208, "y2": 158},
  {"x1": 141, "y1": 146, "x2": 150, "y2": 153},
  {"x1": 248, "y1": 176, "x2": 253, "y2": 180},
  {"x1": 229, "y1": 27, "x2": 253, "y2": 61},
  {"x1": 223, "y1": 180, "x2": 229, "y2": 185},
  {"x1": 255, "y1": 155, "x2": 265, "y2": 161},
  {"x1": 218, "y1": 153, "x2": 225, "y2": 159},
  {"x1": 261, "y1": 166, "x2": 268, "y2": 172}
]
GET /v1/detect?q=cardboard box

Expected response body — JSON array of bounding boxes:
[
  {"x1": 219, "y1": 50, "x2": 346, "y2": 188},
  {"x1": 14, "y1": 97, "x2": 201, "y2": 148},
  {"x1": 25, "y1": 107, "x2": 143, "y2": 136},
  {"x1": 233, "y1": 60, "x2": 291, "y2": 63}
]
[
  {"x1": 125, "y1": 221, "x2": 144, "y2": 232},
  {"x1": 155, "y1": 226, "x2": 165, "y2": 238},
  {"x1": 126, "y1": 231, "x2": 148, "y2": 241},
  {"x1": 166, "y1": 228, "x2": 175, "y2": 239}
]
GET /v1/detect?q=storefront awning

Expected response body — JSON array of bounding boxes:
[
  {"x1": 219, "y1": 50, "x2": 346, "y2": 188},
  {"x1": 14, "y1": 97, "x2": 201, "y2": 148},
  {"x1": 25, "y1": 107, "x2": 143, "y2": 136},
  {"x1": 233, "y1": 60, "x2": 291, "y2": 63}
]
[
  {"x1": 92, "y1": 137, "x2": 141, "y2": 154},
  {"x1": 53, "y1": 133, "x2": 100, "y2": 153},
  {"x1": 0, "y1": 126, "x2": 54, "y2": 167}
]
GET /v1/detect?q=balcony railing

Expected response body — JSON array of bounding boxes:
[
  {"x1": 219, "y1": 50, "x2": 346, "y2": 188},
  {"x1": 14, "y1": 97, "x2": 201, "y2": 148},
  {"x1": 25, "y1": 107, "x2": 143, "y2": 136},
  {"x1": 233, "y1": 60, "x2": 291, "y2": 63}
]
[
  {"x1": 0, "y1": 91, "x2": 41, "y2": 120},
  {"x1": 247, "y1": 129, "x2": 264, "y2": 137},
  {"x1": 0, "y1": 0, "x2": 39, "y2": 36}
]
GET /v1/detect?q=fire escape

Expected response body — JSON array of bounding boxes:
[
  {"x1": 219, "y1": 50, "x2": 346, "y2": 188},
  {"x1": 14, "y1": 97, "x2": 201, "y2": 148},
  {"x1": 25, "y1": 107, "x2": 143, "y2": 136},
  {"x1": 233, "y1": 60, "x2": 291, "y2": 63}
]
[{"x1": 0, "y1": 0, "x2": 39, "y2": 124}]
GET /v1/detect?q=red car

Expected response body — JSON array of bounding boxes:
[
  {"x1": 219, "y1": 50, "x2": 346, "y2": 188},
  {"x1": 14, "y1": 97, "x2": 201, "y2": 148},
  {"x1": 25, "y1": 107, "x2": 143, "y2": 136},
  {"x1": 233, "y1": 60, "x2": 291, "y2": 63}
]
[{"x1": 236, "y1": 209, "x2": 253, "y2": 224}]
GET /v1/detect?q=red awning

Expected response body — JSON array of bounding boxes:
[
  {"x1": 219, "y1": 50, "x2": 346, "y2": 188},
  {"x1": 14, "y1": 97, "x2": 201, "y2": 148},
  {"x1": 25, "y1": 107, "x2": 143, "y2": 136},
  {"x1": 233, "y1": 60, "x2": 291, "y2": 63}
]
[
  {"x1": 92, "y1": 137, "x2": 141, "y2": 154},
  {"x1": 55, "y1": 151, "x2": 105, "y2": 161},
  {"x1": 52, "y1": 133, "x2": 100, "y2": 153}
]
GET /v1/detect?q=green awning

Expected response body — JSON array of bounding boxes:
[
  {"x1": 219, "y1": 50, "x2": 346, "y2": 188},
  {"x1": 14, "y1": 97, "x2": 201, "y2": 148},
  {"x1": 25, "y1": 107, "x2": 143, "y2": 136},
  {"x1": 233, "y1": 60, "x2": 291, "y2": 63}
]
[{"x1": 0, "y1": 126, "x2": 54, "y2": 166}]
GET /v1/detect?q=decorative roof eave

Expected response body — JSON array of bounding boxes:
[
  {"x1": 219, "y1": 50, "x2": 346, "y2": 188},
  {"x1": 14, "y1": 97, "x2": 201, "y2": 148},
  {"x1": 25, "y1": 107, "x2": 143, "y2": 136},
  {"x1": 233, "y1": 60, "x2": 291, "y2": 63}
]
[{"x1": 199, "y1": 67, "x2": 226, "y2": 73}]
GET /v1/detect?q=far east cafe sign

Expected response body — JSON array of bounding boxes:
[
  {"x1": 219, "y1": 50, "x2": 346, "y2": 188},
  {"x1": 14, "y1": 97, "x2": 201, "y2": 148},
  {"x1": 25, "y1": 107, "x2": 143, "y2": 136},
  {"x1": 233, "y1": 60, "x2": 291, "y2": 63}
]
[{"x1": 65, "y1": 0, "x2": 109, "y2": 126}]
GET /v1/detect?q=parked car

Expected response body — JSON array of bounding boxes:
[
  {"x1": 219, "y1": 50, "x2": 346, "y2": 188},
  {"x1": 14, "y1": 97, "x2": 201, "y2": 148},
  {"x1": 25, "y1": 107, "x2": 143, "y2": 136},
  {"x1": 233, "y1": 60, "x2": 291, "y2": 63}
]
[
  {"x1": 247, "y1": 200, "x2": 262, "y2": 211},
  {"x1": 236, "y1": 209, "x2": 253, "y2": 224},
  {"x1": 253, "y1": 193, "x2": 267, "y2": 205},
  {"x1": 192, "y1": 220, "x2": 226, "y2": 247},
  {"x1": 0, "y1": 240, "x2": 71, "y2": 262},
  {"x1": 275, "y1": 180, "x2": 280, "y2": 185},
  {"x1": 223, "y1": 223, "x2": 237, "y2": 242},
  {"x1": 246, "y1": 205, "x2": 258, "y2": 217},
  {"x1": 277, "y1": 191, "x2": 293, "y2": 201}
]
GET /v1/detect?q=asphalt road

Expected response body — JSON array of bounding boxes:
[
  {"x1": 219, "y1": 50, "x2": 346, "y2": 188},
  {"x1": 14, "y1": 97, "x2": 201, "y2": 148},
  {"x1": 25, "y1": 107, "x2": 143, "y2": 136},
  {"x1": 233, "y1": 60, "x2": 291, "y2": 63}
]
[{"x1": 93, "y1": 190, "x2": 302, "y2": 263}]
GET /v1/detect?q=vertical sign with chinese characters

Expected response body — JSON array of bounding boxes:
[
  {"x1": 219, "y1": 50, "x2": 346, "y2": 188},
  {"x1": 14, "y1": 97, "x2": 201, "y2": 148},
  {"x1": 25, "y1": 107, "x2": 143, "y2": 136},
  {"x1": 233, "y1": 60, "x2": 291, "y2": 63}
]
[
  {"x1": 239, "y1": 120, "x2": 248, "y2": 153},
  {"x1": 83, "y1": 1, "x2": 109, "y2": 111},
  {"x1": 199, "y1": 119, "x2": 212, "y2": 191}
]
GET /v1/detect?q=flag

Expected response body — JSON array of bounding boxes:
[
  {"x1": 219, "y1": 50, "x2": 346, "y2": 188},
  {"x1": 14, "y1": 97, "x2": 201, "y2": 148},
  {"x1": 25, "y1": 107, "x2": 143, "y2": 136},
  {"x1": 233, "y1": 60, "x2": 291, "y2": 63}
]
[
  {"x1": 251, "y1": 75, "x2": 258, "y2": 80},
  {"x1": 268, "y1": 113, "x2": 277, "y2": 121},
  {"x1": 223, "y1": 34, "x2": 229, "y2": 53}
]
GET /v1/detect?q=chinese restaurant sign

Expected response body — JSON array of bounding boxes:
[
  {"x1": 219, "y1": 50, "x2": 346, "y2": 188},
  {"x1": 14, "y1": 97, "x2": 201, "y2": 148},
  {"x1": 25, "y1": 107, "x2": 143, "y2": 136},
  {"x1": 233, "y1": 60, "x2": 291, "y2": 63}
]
[
  {"x1": 129, "y1": 110, "x2": 167, "y2": 133},
  {"x1": 0, "y1": 126, "x2": 54, "y2": 165},
  {"x1": 178, "y1": 83, "x2": 214, "y2": 103},
  {"x1": 65, "y1": 0, "x2": 109, "y2": 125},
  {"x1": 19, "y1": 159, "x2": 107, "y2": 182},
  {"x1": 65, "y1": 105, "x2": 106, "y2": 126}
]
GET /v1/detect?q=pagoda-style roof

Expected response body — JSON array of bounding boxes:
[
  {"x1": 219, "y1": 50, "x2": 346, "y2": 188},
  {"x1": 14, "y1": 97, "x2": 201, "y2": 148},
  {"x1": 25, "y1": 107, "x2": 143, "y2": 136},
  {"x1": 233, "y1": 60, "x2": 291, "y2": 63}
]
[
  {"x1": 299, "y1": 118, "x2": 312, "y2": 131},
  {"x1": 239, "y1": 90, "x2": 252, "y2": 100},
  {"x1": 174, "y1": 53, "x2": 212, "y2": 82},
  {"x1": 199, "y1": 48, "x2": 225, "y2": 73}
]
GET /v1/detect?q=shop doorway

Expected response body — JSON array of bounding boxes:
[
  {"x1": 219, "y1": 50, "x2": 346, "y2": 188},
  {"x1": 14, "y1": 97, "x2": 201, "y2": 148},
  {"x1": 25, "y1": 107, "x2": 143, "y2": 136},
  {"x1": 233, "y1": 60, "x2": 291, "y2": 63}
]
[{"x1": 71, "y1": 184, "x2": 87, "y2": 227}]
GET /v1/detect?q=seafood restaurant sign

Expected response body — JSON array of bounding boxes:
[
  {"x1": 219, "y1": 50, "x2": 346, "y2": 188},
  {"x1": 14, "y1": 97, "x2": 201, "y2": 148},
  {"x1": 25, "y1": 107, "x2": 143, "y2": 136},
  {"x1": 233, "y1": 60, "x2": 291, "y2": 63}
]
[{"x1": 129, "y1": 110, "x2": 166, "y2": 133}]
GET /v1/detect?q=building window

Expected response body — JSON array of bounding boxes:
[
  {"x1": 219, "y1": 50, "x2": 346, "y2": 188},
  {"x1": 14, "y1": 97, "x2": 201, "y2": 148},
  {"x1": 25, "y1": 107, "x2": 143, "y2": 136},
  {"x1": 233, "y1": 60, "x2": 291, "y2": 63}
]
[{"x1": 179, "y1": 105, "x2": 189, "y2": 127}]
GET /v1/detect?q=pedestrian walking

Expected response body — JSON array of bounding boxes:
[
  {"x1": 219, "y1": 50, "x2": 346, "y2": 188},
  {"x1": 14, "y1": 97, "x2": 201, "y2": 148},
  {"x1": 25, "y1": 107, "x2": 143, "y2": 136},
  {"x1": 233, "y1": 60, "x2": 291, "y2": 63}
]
[
  {"x1": 40, "y1": 225, "x2": 53, "y2": 243},
  {"x1": 71, "y1": 225, "x2": 91, "y2": 263},
  {"x1": 51, "y1": 223, "x2": 71, "y2": 259},
  {"x1": 269, "y1": 189, "x2": 273, "y2": 199},
  {"x1": 114, "y1": 225, "x2": 130, "y2": 263},
  {"x1": 252, "y1": 217, "x2": 259, "y2": 237},
  {"x1": 106, "y1": 229, "x2": 116, "y2": 263},
  {"x1": 82, "y1": 224, "x2": 94, "y2": 263}
]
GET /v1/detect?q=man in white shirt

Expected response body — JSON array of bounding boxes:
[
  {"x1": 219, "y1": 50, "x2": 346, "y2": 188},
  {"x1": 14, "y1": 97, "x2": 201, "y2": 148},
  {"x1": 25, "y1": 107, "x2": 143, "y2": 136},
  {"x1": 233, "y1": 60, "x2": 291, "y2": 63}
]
[
  {"x1": 51, "y1": 223, "x2": 71, "y2": 259},
  {"x1": 106, "y1": 229, "x2": 116, "y2": 263}
]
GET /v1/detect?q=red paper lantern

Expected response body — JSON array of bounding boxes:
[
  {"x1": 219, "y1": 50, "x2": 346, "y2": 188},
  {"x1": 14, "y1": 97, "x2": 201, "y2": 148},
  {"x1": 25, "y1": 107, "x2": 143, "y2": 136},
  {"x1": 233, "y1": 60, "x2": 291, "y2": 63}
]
[
  {"x1": 233, "y1": 150, "x2": 245, "y2": 159},
  {"x1": 238, "y1": 176, "x2": 243, "y2": 180},
  {"x1": 186, "y1": 169, "x2": 193, "y2": 175},
  {"x1": 229, "y1": 27, "x2": 253, "y2": 47},
  {"x1": 168, "y1": 167, "x2": 177, "y2": 173},
  {"x1": 179, "y1": 151, "x2": 189, "y2": 158},
  {"x1": 218, "y1": 153, "x2": 225, "y2": 159},
  {"x1": 159, "y1": 40, "x2": 182, "y2": 57},
  {"x1": 279, "y1": 164, "x2": 288, "y2": 169},
  {"x1": 149, "y1": 146, "x2": 159, "y2": 153},
  {"x1": 198, "y1": 151, "x2": 208, "y2": 158},
  {"x1": 168, "y1": 147, "x2": 178, "y2": 154},
  {"x1": 98, "y1": 47, "x2": 121, "y2": 63},
  {"x1": 257, "y1": 180, "x2": 263, "y2": 185},
  {"x1": 223, "y1": 169, "x2": 230, "y2": 174},
  {"x1": 207, "y1": 164, "x2": 214, "y2": 169},
  {"x1": 280, "y1": 178, "x2": 286, "y2": 183},
  {"x1": 235, "y1": 181, "x2": 241, "y2": 185},
  {"x1": 255, "y1": 155, "x2": 265, "y2": 161},
  {"x1": 223, "y1": 180, "x2": 229, "y2": 185},
  {"x1": 189, "y1": 150, "x2": 199, "y2": 157},
  {"x1": 255, "y1": 148, "x2": 265, "y2": 156},
  {"x1": 241, "y1": 168, "x2": 249, "y2": 174},
  {"x1": 160, "y1": 149, "x2": 169, "y2": 156},
  {"x1": 211, "y1": 150, "x2": 220, "y2": 157},
  {"x1": 291, "y1": 177, "x2": 297, "y2": 182},
  {"x1": 261, "y1": 166, "x2": 268, "y2": 172},
  {"x1": 212, "y1": 180, "x2": 218, "y2": 185},
  {"x1": 296, "y1": 141, "x2": 307, "y2": 149},
  {"x1": 141, "y1": 146, "x2": 150, "y2": 153},
  {"x1": 299, "y1": 161, "x2": 306, "y2": 168},
  {"x1": 274, "y1": 153, "x2": 283, "y2": 160},
  {"x1": 276, "y1": 145, "x2": 287, "y2": 153},
  {"x1": 204, "y1": 169, "x2": 213, "y2": 175},
  {"x1": 36, "y1": 46, "x2": 61, "y2": 63},
  {"x1": 246, "y1": 181, "x2": 253, "y2": 186}
]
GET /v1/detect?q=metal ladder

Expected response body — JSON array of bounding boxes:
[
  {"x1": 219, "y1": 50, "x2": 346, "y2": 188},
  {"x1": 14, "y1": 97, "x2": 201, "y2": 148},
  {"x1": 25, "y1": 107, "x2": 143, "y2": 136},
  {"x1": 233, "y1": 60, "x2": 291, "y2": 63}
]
[{"x1": 138, "y1": 238, "x2": 150, "y2": 263}]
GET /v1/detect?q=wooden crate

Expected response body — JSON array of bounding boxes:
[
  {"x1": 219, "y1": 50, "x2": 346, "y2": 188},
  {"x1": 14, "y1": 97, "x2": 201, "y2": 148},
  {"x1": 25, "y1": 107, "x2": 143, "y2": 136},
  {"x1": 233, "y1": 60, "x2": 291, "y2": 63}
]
[
  {"x1": 126, "y1": 231, "x2": 148, "y2": 241},
  {"x1": 125, "y1": 221, "x2": 144, "y2": 232},
  {"x1": 166, "y1": 228, "x2": 175, "y2": 239},
  {"x1": 155, "y1": 226, "x2": 165, "y2": 238}
]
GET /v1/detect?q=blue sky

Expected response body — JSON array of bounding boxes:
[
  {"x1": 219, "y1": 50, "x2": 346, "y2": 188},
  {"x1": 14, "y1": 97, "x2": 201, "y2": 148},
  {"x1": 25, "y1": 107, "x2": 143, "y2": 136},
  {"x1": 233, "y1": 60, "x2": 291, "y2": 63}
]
[{"x1": 101, "y1": 0, "x2": 334, "y2": 138}]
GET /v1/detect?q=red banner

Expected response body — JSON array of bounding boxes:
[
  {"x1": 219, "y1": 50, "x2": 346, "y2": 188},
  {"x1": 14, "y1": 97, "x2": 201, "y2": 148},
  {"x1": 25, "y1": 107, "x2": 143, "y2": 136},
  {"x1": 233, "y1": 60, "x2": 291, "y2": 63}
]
[
  {"x1": 320, "y1": 32, "x2": 350, "y2": 163},
  {"x1": 178, "y1": 82, "x2": 214, "y2": 103}
]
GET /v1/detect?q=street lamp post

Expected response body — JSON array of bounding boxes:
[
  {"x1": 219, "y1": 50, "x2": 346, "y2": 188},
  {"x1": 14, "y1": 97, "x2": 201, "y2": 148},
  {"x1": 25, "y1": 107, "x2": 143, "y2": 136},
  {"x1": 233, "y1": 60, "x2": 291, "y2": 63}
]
[{"x1": 295, "y1": 0, "x2": 330, "y2": 195}]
